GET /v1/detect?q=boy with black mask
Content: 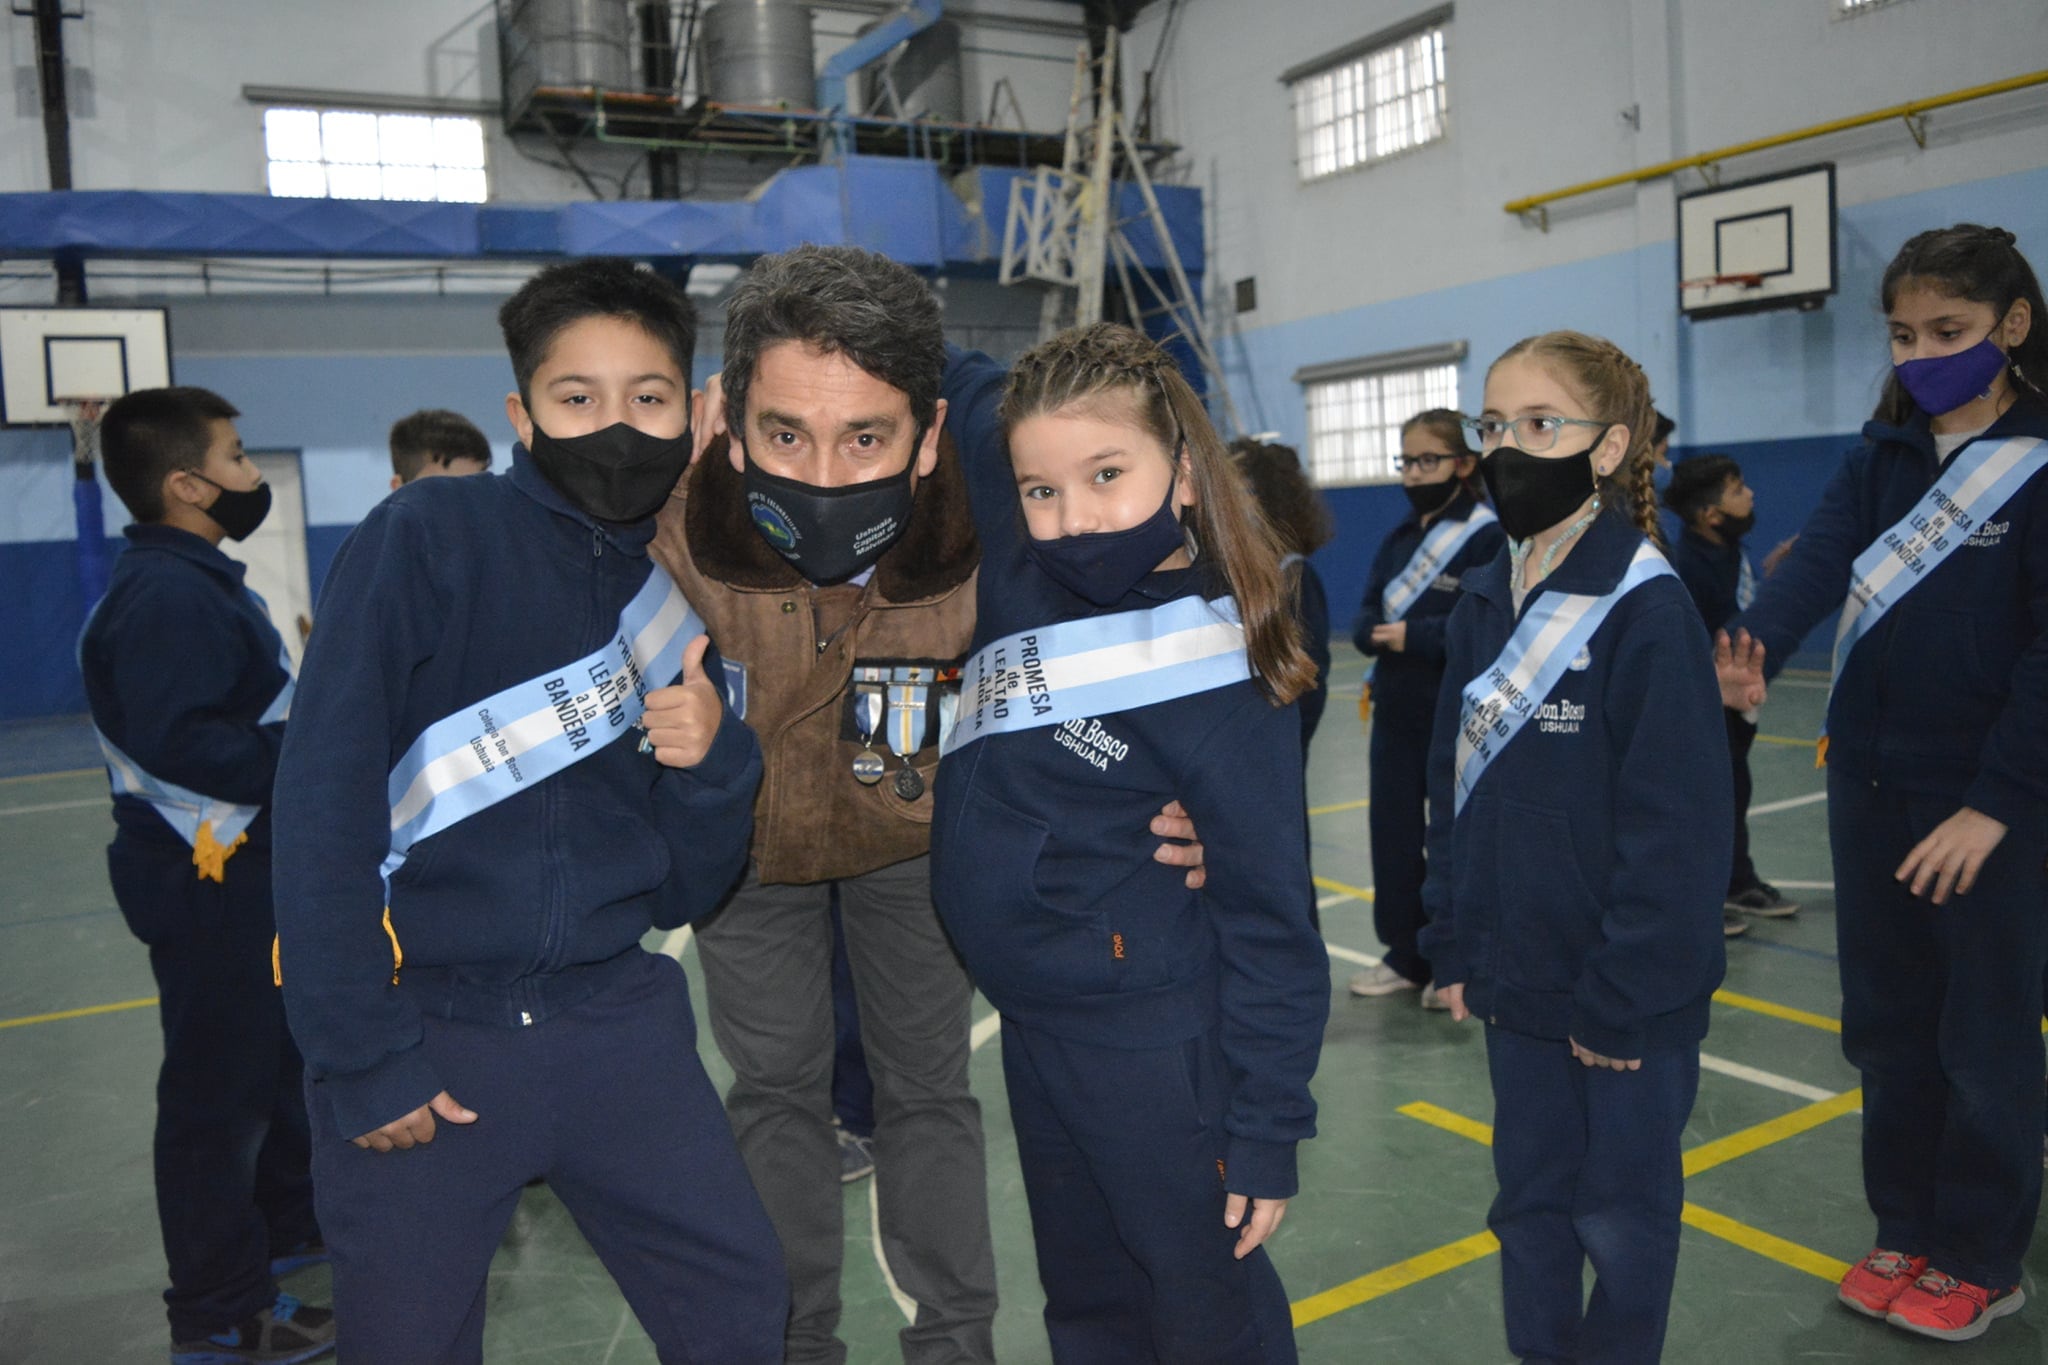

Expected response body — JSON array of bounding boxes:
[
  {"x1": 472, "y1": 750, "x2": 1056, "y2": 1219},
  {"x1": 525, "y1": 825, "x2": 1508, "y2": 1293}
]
[
  {"x1": 272, "y1": 259, "x2": 786, "y2": 1362},
  {"x1": 1665, "y1": 454, "x2": 1797, "y2": 929}
]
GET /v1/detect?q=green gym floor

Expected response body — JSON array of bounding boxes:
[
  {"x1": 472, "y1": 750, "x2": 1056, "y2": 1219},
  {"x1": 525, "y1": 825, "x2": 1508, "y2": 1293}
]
[{"x1": 2, "y1": 643, "x2": 2042, "y2": 1363}]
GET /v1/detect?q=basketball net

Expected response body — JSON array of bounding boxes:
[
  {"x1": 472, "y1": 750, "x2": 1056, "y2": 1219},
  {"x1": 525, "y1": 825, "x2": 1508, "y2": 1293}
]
[{"x1": 65, "y1": 397, "x2": 106, "y2": 473}]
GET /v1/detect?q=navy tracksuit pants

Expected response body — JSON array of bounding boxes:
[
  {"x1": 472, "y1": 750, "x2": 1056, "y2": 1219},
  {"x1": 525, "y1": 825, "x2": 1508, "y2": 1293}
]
[
  {"x1": 1000, "y1": 1020, "x2": 1297, "y2": 1364},
  {"x1": 1829, "y1": 769, "x2": 2048, "y2": 1287},
  {"x1": 306, "y1": 950, "x2": 788, "y2": 1364},
  {"x1": 1368, "y1": 701, "x2": 1432, "y2": 985},
  {"x1": 107, "y1": 835, "x2": 318, "y2": 1341},
  {"x1": 1484, "y1": 1028, "x2": 1699, "y2": 1365}
]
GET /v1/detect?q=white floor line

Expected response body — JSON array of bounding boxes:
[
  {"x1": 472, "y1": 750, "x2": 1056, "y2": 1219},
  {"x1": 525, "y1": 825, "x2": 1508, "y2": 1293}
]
[
  {"x1": 0, "y1": 796, "x2": 105, "y2": 818},
  {"x1": 1769, "y1": 879, "x2": 1835, "y2": 891},
  {"x1": 1698, "y1": 1052, "x2": 1839, "y2": 1103},
  {"x1": 969, "y1": 1011, "x2": 1001, "y2": 1052},
  {"x1": 1323, "y1": 943, "x2": 1383, "y2": 969},
  {"x1": 656, "y1": 925, "x2": 693, "y2": 960},
  {"x1": 869, "y1": 1171, "x2": 919, "y2": 1323},
  {"x1": 1316, "y1": 891, "x2": 1355, "y2": 909},
  {"x1": 1750, "y1": 790, "x2": 1828, "y2": 816},
  {"x1": 597, "y1": 1302, "x2": 636, "y2": 1363}
]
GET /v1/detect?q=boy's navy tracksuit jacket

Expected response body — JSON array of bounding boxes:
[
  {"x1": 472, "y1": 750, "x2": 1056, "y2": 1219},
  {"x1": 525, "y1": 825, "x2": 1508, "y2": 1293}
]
[
  {"x1": 1418, "y1": 509, "x2": 1733, "y2": 1060},
  {"x1": 272, "y1": 451, "x2": 761, "y2": 1142}
]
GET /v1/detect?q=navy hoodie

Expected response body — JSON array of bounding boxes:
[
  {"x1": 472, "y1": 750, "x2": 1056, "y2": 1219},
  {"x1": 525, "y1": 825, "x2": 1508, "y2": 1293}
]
[
  {"x1": 1733, "y1": 400, "x2": 2048, "y2": 828},
  {"x1": 1351, "y1": 488, "x2": 1506, "y2": 717},
  {"x1": 81, "y1": 524, "x2": 291, "y2": 849},
  {"x1": 930, "y1": 348, "x2": 1329, "y2": 1198},
  {"x1": 273, "y1": 450, "x2": 761, "y2": 1140},
  {"x1": 1417, "y1": 511, "x2": 1731, "y2": 1059},
  {"x1": 1669, "y1": 525, "x2": 1749, "y2": 636}
]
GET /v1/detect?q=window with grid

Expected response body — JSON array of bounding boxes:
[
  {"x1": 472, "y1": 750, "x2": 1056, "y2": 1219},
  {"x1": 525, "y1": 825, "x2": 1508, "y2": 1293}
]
[
  {"x1": 1301, "y1": 360, "x2": 1459, "y2": 487},
  {"x1": 264, "y1": 108, "x2": 489, "y2": 203},
  {"x1": 1287, "y1": 10, "x2": 1449, "y2": 182}
]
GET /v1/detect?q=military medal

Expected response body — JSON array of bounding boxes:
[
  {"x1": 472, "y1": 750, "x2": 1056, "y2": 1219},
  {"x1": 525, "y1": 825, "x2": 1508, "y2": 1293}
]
[
  {"x1": 852, "y1": 682, "x2": 886, "y2": 785},
  {"x1": 886, "y1": 665, "x2": 929, "y2": 801}
]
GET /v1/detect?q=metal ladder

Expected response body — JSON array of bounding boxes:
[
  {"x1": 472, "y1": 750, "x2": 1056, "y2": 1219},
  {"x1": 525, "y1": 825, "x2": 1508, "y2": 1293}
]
[{"x1": 997, "y1": 30, "x2": 1240, "y2": 434}]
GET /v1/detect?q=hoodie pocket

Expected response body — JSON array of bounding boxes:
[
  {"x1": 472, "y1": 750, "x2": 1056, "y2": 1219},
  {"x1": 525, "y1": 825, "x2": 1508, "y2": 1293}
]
[
  {"x1": 1490, "y1": 797, "x2": 1602, "y2": 994},
  {"x1": 942, "y1": 785, "x2": 1115, "y2": 997}
]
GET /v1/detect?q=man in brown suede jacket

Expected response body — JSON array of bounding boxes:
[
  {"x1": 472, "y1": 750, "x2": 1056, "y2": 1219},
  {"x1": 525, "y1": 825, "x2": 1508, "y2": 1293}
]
[{"x1": 651, "y1": 246, "x2": 996, "y2": 1365}]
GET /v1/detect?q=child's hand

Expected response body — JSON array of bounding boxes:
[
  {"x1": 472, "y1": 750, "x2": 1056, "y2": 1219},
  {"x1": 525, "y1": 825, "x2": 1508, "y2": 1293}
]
[
  {"x1": 1896, "y1": 805, "x2": 2008, "y2": 904},
  {"x1": 1436, "y1": 981, "x2": 1469, "y2": 1022},
  {"x1": 1713, "y1": 629, "x2": 1768, "y2": 711},
  {"x1": 1150, "y1": 799, "x2": 1207, "y2": 890},
  {"x1": 1369, "y1": 622, "x2": 1408, "y2": 653},
  {"x1": 1224, "y1": 1193, "x2": 1289, "y2": 1259},
  {"x1": 641, "y1": 636, "x2": 724, "y2": 769},
  {"x1": 1569, "y1": 1038, "x2": 1642, "y2": 1071},
  {"x1": 1762, "y1": 534, "x2": 1799, "y2": 577},
  {"x1": 692, "y1": 373, "x2": 726, "y2": 465},
  {"x1": 352, "y1": 1090, "x2": 477, "y2": 1152}
]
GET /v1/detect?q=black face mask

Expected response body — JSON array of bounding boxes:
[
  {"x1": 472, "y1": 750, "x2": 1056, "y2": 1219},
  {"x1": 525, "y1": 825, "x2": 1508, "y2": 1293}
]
[
  {"x1": 1402, "y1": 478, "x2": 1461, "y2": 518},
  {"x1": 1718, "y1": 510, "x2": 1756, "y2": 542},
  {"x1": 528, "y1": 419, "x2": 691, "y2": 524},
  {"x1": 1478, "y1": 432, "x2": 1605, "y2": 541},
  {"x1": 190, "y1": 474, "x2": 272, "y2": 542},
  {"x1": 740, "y1": 438, "x2": 920, "y2": 585}
]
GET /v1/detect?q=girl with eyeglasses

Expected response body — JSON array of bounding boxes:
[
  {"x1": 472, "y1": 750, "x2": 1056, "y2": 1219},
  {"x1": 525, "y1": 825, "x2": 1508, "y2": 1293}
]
[
  {"x1": 1720, "y1": 224, "x2": 2048, "y2": 1343},
  {"x1": 1420, "y1": 332, "x2": 1732, "y2": 1362},
  {"x1": 1346, "y1": 410, "x2": 1503, "y2": 1005}
]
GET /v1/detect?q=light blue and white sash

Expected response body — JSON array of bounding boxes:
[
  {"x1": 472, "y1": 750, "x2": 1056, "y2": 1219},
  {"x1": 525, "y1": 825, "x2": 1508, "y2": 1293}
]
[
  {"x1": 1453, "y1": 543, "x2": 1674, "y2": 814},
  {"x1": 1828, "y1": 435, "x2": 2046, "y2": 685},
  {"x1": 1383, "y1": 505, "x2": 1497, "y2": 622},
  {"x1": 382, "y1": 561, "x2": 703, "y2": 884},
  {"x1": 940, "y1": 595, "x2": 1249, "y2": 756},
  {"x1": 95, "y1": 651, "x2": 294, "y2": 862},
  {"x1": 1735, "y1": 553, "x2": 1756, "y2": 612}
]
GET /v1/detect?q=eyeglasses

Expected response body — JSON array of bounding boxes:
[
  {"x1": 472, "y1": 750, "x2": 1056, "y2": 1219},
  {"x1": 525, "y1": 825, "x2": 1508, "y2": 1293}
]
[
  {"x1": 1461, "y1": 415, "x2": 1609, "y2": 453},
  {"x1": 1396, "y1": 453, "x2": 1454, "y2": 473}
]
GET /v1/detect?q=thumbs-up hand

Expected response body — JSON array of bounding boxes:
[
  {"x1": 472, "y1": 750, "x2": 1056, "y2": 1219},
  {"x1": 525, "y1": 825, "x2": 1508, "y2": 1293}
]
[{"x1": 640, "y1": 634, "x2": 724, "y2": 769}]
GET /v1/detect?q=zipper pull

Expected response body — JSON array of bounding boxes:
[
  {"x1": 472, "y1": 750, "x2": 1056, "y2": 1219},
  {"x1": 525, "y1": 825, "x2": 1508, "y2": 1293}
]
[{"x1": 591, "y1": 527, "x2": 603, "y2": 558}]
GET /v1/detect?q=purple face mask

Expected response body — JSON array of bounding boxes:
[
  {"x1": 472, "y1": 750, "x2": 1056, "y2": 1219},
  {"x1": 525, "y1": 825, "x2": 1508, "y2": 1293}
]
[{"x1": 1895, "y1": 334, "x2": 2009, "y2": 417}]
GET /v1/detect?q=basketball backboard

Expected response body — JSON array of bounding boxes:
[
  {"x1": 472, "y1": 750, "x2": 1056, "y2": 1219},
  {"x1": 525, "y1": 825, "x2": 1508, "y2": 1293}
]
[
  {"x1": 0, "y1": 307, "x2": 172, "y2": 426},
  {"x1": 1677, "y1": 164, "x2": 1836, "y2": 321}
]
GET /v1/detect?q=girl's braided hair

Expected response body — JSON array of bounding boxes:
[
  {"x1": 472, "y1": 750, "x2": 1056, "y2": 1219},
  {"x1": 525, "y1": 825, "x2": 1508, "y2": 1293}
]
[
  {"x1": 999, "y1": 323, "x2": 1316, "y2": 706},
  {"x1": 1490, "y1": 330, "x2": 1664, "y2": 546}
]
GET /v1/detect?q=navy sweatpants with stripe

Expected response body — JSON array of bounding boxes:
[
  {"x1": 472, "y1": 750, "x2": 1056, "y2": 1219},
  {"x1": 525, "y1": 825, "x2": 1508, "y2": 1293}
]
[
  {"x1": 306, "y1": 950, "x2": 787, "y2": 1364},
  {"x1": 1000, "y1": 1020, "x2": 1298, "y2": 1365},
  {"x1": 1484, "y1": 1028, "x2": 1699, "y2": 1365},
  {"x1": 1830, "y1": 769, "x2": 2048, "y2": 1287}
]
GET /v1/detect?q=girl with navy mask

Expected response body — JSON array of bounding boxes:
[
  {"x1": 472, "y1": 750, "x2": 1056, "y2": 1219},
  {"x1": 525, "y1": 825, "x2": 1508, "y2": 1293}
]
[
  {"x1": 932, "y1": 323, "x2": 1329, "y2": 1364},
  {"x1": 1721, "y1": 224, "x2": 2048, "y2": 1344}
]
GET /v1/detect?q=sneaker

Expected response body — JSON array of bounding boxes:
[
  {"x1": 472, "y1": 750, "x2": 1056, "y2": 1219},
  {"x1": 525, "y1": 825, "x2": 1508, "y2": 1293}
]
[
  {"x1": 1348, "y1": 962, "x2": 1422, "y2": 997},
  {"x1": 1722, "y1": 909, "x2": 1749, "y2": 938},
  {"x1": 1727, "y1": 881, "x2": 1800, "y2": 917},
  {"x1": 171, "y1": 1293, "x2": 335, "y2": 1364},
  {"x1": 836, "y1": 1123, "x2": 876, "y2": 1184},
  {"x1": 267, "y1": 1238, "x2": 328, "y2": 1278},
  {"x1": 1419, "y1": 982, "x2": 1451, "y2": 1011},
  {"x1": 1838, "y1": 1248, "x2": 1928, "y2": 1318},
  {"x1": 1885, "y1": 1268, "x2": 2025, "y2": 1341}
]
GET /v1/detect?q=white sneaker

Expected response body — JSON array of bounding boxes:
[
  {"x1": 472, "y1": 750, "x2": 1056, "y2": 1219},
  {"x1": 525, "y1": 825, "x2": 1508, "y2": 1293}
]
[
  {"x1": 1348, "y1": 962, "x2": 1421, "y2": 997},
  {"x1": 1419, "y1": 982, "x2": 1451, "y2": 1011}
]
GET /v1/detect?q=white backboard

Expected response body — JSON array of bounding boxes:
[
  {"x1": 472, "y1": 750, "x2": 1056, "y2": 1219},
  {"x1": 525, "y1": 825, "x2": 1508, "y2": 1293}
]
[
  {"x1": 0, "y1": 307, "x2": 172, "y2": 425},
  {"x1": 1677, "y1": 164, "x2": 1836, "y2": 321}
]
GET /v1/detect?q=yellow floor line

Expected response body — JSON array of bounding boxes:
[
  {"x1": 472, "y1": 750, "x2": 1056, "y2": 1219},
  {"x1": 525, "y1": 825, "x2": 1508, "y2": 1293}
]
[
  {"x1": 1712, "y1": 988, "x2": 1842, "y2": 1034},
  {"x1": 1755, "y1": 732, "x2": 1819, "y2": 748},
  {"x1": 0, "y1": 766, "x2": 100, "y2": 787},
  {"x1": 1398, "y1": 1100, "x2": 1494, "y2": 1145},
  {"x1": 1683, "y1": 1089, "x2": 1863, "y2": 1178},
  {"x1": 1311, "y1": 875, "x2": 1375, "y2": 903},
  {"x1": 1307, "y1": 798, "x2": 1370, "y2": 816},
  {"x1": 1680, "y1": 1202, "x2": 1852, "y2": 1282},
  {"x1": 0, "y1": 995, "x2": 157, "y2": 1030},
  {"x1": 1290, "y1": 1229, "x2": 1501, "y2": 1327}
]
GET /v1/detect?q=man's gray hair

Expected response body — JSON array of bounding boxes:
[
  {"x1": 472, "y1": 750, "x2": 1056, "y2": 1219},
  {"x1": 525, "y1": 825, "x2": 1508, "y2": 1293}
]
[{"x1": 722, "y1": 245, "x2": 946, "y2": 434}]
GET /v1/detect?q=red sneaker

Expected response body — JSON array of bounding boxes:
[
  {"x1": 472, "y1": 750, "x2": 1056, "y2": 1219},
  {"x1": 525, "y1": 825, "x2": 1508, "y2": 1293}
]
[
  {"x1": 1885, "y1": 1268, "x2": 2026, "y2": 1341},
  {"x1": 1837, "y1": 1248, "x2": 1928, "y2": 1318}
]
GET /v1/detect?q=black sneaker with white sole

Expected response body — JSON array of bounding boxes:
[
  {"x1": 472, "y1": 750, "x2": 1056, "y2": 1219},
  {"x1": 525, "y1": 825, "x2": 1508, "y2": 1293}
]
[{"x1": 1726, "y1": 881, "x2": 1800, "y2": 917}]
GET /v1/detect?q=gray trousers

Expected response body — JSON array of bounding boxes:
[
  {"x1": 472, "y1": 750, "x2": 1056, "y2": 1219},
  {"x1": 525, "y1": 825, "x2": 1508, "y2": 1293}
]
[{"x1": 696, "y1": 854, "x2": 998, "y2": 1365}]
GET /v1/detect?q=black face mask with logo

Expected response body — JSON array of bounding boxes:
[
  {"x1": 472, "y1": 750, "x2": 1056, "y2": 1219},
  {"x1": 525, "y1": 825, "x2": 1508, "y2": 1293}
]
[
  {"x1": 739, "y1": 435, "x2": 921, "y2": 585},
  {"x1": 528, "y1": 419, "x2": 693, "y2": 524}
]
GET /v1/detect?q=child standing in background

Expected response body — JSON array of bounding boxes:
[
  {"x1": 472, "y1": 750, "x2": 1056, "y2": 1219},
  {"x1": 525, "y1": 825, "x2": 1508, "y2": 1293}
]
[{"x1": 1424, "y1": 332, "x2": 1731, "y2": 1363}]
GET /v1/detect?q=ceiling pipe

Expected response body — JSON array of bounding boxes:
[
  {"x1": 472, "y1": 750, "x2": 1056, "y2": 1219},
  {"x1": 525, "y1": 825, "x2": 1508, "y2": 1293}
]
[{"x1": 815, "y1": 0, "x2": 942, "y2": 159}]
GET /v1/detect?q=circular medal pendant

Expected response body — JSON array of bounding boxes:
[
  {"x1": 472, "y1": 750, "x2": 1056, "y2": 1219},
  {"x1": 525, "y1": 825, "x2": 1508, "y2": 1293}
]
[
  {"x1": 852, "y1": 749, "x2": 887, "y2": 785},
  {"x1": 891, "y1": 765, "x2": 926, "y2": 801}
]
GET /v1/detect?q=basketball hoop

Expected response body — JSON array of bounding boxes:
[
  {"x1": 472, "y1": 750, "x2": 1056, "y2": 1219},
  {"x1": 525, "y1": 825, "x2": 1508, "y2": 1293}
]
[
  {"x1": 1680, "y1": 273, "x2": 1767, "y2": 292},
  {"x1": 63, "y1": 395, "x2": 108, "y2": 471}
]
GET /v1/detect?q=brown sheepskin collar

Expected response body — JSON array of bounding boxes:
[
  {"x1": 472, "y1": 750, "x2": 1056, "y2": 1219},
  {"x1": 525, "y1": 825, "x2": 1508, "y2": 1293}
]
[{"x1": 682, "y1": 432, "x2": 980, "y2": 601}]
